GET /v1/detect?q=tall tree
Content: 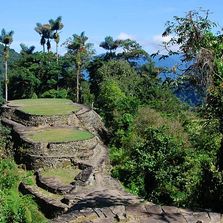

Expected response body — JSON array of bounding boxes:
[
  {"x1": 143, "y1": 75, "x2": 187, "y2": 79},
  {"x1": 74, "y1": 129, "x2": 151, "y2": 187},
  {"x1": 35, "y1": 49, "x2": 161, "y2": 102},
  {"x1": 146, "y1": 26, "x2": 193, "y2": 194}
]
[
  {"x1": 162, "y1": 9, "x2": 216, "y2": 92},
  {"x1": 64, "y1": 32, "x2": 94, "y2": 103},
  {"x1": 161, "y1": 9, "x2": 223, "y2": 169},
  {"x1": 118, "y1": 39, "x2": 148, "y2": 61},
  {"x1": 99, "y1": 36, "x2": 121, "y2": 59},
  {"x1": 43, "y1": 24, "x2": 53, "y2": 53},
  {"x1": 35, "y1": 23, "x2": 52, "y2": 53},
  {"x1": 0, "y1": 28, "x2": 14, "y2": 101},
  {"x1": 49, "y1": 16, "x2": 64, "y2": 62},
  {"x1": 34, "y1": 23, "x2": 46, "y2": 52}
]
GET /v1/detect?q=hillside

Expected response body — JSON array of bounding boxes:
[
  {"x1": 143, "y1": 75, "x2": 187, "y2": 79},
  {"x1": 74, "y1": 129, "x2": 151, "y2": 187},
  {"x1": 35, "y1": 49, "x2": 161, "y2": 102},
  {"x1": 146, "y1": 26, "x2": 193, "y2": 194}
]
[{"x1": 0, "y1": 98, "x2": 221, "y2": 223}]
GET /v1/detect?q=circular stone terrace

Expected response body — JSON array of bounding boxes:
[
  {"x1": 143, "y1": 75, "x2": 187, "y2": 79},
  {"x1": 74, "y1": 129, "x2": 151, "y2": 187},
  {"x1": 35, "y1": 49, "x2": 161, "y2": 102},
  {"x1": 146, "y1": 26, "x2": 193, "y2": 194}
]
[
  {"x1": 3, "y1": 98, "x2": 84, "y2": 127},
  {"x1": 8, "y1": 98, "x2": 80, "y2": 116}
]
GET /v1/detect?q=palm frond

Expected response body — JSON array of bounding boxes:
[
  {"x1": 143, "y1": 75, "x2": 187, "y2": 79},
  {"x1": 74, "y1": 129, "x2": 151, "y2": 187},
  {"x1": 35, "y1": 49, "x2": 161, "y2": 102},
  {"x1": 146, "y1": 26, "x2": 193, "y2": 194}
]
[
  {"x1": 1, "y1": 28, "x2": 6, "y2": 37},
  {"x1": 8, "y1": 30, "x2": 14, "y2": 36}
]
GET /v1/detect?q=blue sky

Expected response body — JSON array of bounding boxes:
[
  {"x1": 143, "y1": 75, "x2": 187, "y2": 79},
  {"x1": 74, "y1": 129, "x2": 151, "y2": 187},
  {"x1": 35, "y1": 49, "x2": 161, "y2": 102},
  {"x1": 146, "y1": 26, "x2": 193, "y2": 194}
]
[{"x1": 1, "y1": 0, "x2": 223, "y2": 54}]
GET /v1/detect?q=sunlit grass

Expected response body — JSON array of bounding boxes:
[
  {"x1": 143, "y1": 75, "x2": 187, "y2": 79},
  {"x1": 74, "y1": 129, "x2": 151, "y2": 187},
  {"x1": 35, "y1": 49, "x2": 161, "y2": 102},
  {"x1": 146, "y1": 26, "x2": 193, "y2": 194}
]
[
  {"x1": 8, "y1": 98, "x2": 80, "y2": 115},
  {"x1": 25, "y1": 127, "x2": 93, "y2": 142},
  {"x1": 42, "y1": 167, "x2": 81, "y2": 184}
]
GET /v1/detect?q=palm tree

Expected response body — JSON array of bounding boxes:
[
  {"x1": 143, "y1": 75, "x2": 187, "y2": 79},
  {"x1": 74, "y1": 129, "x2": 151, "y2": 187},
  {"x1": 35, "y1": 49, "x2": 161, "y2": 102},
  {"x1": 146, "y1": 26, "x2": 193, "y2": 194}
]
[
  {"x1": 100, "y1": 36, "x2": 120, "y2": 54},
  {"x1": 65, "y1": 32, "x2": 94, "y2": 103},
  {"x1": 35, "y1": 23, "x2": 46, "y2": 52},
  {"x1": 43, "y1": 24, "x2": 53, "y2": 53},
  {"x1": 35, "y1": 23, "x2": 52, "y2": 53},
  {"x1": 49, "y1": 16, "x2": 64, "y2": 63},
  {"x1": 20, "y1": 43, "x2": 35, "y2": 55},
  {"x1": 0, "y1": 28, "x2": 14, "y2": 101}
]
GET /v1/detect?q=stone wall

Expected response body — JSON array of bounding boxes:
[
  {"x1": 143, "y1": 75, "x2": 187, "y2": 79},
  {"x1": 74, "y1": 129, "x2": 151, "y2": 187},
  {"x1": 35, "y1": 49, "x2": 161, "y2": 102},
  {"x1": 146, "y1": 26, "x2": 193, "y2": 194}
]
[
  {"x1": 47, "y1": 136, "x2": 98, "y2": 156},
  {"x1": 8, "y1": 108, "x2": 81, "y2": 127},
  {"x1": 22, "y1": 155, "x2": 77, "y2": 169},
  {"x1": 1, "y1": 103, "x2": 108, "y2": 170},
  {"x1": 17, "y1": 135, "x2": 98, "y2": 156},
  {"x1": 19, "y1": 183, "x2": 68, "y2": 218},
  {"x1": 77, "y1": 109, "x2": 108, "y2": 140}
]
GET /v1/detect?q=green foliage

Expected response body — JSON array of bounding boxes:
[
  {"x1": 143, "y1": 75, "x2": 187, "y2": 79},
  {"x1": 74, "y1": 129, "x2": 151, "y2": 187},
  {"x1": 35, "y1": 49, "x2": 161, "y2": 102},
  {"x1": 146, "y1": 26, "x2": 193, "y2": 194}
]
[
  {"x1": 110, "y1": 108, "x2": 189, "y2": 202},
  {"x1": 80, "y1": 81, "x2": 94, "y2": 106},
  {"x1": 99, "y1": 36, "x2": 148, "y2": 61},
  {"x1": 41, "y1": 88, "x2": 68, "y2": 98},
  {"x1": 64, "y1": 31, "x2": 95, "y2": 102},
  {"x1": 8, "y1": 52, "x2": 72, "y2": 100},
  {"x1": 111, "y1": 126, "x2": 187, "y2": 203},
  {"x1": 0, "y1": 44, "x2": 20, "y2": 79},
  {"x1": 97, "y1": 60, "x2": 139, "y2": 94},
  {"x1": 0, "y1": 123, "x2": 11, "y2": 151},
  {"x1": 91, "y1": 59, "x2": 141, "y2": 103},
  {"x1": 9, "y1": 68, "x2": 40, "y2": 99},
  {"x1": 0, "y1": 159, "x2": 47, "y2": 223},
  {"x1": 110, "y1": 105, "x2": 223, "y2": 209},
  {"x1": 98, "y1": 79, "x2": 126, "y2": 125},
  {"x1": 0, "y1": 160, "x2": 19, "y2": 191},
  {"x1": 97, "y1": 79, "x2": 139, "y2": 130},
  {"x1": 100, "y1": 36, "x2": 120, "y2": 53}
]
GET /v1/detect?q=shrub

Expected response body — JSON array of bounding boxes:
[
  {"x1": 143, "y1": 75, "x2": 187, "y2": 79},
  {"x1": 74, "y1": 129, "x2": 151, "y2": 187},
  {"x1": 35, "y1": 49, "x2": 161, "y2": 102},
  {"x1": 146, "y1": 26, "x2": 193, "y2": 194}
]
[
  {"x1": 41, "y1": 88, "x2": 68, "y2": 98},
  {"x1": 0, "y1": 159, "x2": 47, "y2": 223}
]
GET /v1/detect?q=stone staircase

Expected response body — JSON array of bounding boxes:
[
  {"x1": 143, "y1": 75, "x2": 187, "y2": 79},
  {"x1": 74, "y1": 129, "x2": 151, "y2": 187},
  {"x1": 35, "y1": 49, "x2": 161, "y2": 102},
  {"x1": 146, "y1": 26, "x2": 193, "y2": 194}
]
[{"x1": 1, "y1": 101, "x2": 223, "y2": 223}]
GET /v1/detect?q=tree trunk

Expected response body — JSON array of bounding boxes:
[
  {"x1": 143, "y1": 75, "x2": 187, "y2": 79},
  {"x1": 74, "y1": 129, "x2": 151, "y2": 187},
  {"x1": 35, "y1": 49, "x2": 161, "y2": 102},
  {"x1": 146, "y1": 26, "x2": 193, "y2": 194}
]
[
  {"x1": 56, "y1": 42, "x2": 59, "y2": 90},
  {"x1": 56, "y1": 43, "x2": 59, "y2": 64},
  {"x1": 4, "y1": 60, "x2": 8, "y2": 102},
  {"x1": 76, "y1": 65, "x2": 80, "y2": 103},
  {"x1": 43, "y1": 44, "x2": 45, "y2": 53}
]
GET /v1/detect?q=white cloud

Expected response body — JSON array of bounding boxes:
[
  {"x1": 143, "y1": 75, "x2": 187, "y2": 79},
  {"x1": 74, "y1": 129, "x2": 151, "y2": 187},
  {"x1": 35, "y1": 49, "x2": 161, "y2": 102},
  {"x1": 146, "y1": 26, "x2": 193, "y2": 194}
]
[
  {"x1": 117, "y1": 32, "x2": 135, "y2": 40},
  {"x1": 152, "y1": 34, "x2": 171, "y2": 44},
  {"x1": 137, "y1": 34, "x2": 179, "y2": 54}
]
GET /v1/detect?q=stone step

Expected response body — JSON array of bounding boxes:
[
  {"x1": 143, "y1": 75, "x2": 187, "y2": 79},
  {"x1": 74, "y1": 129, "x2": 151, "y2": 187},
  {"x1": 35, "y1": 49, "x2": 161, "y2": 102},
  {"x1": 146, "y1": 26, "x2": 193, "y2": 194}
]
[
  {"x1": 35, "y1": 162, "x2": 93, "y2": 195},
  {"x1": 36, "y1": 171, "x2": 76, "y2": 195},
  {"x1": 51, "y1": 202, "x2": 223, "y2": 223},
  {"x1": 1, "y1": 117, "x2": 27, "y2": 132},
  {"x1": 19, "y1": 182, "x2": 69, "y2": 219}
]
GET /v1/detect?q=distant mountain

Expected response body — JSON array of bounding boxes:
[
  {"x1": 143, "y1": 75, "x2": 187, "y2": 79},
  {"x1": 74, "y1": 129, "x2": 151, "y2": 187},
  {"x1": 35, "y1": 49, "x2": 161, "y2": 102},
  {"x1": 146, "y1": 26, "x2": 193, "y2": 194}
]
[
  {"x1": 153, "y1": 54, "x2": 182, "y2": 67},
  {"x1": 133, "y1": 54, "x2": 186, "y2": 79},
  {"x1": 135, "y1": 54, "x2": 202, "y2": 106}
]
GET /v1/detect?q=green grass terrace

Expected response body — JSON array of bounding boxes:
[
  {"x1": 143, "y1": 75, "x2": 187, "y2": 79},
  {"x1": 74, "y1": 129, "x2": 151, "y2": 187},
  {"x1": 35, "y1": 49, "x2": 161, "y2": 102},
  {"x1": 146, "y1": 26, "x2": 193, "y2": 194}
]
[
  {"x1": 41, "y1": 167, "x2": 81, "y2": 184},
  {"x1": 8, "y1": 98, "x2": 80, "y2": 116},
  {"x1": 25, "y1": 127, "x2": 93, "y2": 143}
]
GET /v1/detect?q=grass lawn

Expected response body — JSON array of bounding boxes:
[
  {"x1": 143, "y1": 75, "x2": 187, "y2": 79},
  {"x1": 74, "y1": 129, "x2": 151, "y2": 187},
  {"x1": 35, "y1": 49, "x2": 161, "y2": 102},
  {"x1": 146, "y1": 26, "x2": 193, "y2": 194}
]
[
  {"x1": 25, "y1": 127, "x2": 93, "y2": 142},
  {"x1": 8, "y1": 98, "x2": 80, "y2": 115},
  {"x1": 42, "y1": 167, "x2": 81, "y2": 184}
]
